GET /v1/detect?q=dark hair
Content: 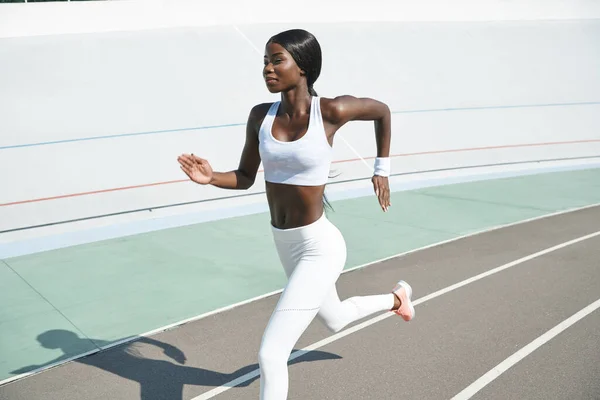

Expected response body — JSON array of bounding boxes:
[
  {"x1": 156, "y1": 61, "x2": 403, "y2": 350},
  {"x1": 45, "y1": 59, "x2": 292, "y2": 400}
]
[
  {"x1": 267, "y1": 29, "x2": 334, "y2": 212},
  {"x1": 267, "y1": 29, "x2": 322, "y2": 97}
]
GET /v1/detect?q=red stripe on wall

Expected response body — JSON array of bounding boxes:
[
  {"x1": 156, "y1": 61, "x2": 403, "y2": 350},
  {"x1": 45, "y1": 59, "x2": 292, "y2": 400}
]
[{"x1": 1, "y1": 139, "x2": 598, "y2": 207}]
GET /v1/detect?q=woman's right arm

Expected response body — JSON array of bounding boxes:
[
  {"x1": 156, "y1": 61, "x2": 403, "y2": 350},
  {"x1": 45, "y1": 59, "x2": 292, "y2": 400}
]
[
  {"x1": 178, "y1": 104, "x2": 265, "y2": 190},
  {"x1": 210, "y1": 104, "x2": 264, "y2": 190}
]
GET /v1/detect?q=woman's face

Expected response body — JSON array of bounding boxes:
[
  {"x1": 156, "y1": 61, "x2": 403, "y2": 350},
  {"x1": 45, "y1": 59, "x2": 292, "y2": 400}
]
[{"x1": 263, "y1": 42, "x2": 304, "y2": 93}]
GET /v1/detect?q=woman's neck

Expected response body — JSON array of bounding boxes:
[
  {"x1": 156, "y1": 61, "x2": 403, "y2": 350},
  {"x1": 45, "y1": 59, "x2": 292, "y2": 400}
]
[{"x1": 280, "y1": 86, "x2": 312, "y2": 117}]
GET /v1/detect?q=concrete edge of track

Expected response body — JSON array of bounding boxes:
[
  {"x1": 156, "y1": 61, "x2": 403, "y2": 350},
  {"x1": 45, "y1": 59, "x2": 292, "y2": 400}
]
[{"x1": 3, "y1": 162, "x2": 599, "y2": 259}]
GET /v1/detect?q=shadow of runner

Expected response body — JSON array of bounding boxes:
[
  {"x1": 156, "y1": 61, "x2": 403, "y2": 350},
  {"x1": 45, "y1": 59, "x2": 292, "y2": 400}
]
[{"x1": 11, "y1": 329, "x2": 342, "y2": 400}]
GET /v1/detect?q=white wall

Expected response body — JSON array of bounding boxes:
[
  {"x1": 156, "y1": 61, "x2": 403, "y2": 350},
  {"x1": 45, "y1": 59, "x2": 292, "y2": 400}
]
[
  {"x1": 1, "y1": 0, "x2": 600, "y2": 246},
  {"x1": 2, "y1": 0, "x2": 600, "y2": 39}
]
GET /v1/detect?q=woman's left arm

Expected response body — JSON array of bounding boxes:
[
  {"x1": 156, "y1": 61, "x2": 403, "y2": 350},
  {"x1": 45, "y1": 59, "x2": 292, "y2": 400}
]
[{"x1": 322, "y1": 95, "x2": 392, "y2": 212}]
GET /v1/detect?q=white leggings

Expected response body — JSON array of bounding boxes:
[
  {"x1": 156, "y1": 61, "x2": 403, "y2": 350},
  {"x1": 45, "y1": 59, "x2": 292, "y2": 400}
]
[{"x1": 258, "y1": 213, "x2": 395, "y2": 399}]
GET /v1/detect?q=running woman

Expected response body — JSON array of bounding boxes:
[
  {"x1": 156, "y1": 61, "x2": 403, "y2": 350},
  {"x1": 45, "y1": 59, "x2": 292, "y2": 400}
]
[{"x1": 177, "y1": 28, "x2": 415, "y2": 400}]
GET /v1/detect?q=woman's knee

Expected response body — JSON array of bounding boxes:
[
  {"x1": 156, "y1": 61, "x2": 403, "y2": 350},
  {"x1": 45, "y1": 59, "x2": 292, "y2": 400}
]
[
  {"x1": 325, "y1": 321, "x2": 344, "y2": 333},
  {"x1": 317, "y1": 313, "x2": 345, "y2": 333},
  {"x1": 258, "y1": 342, "x2": 288, "y2": 372}
]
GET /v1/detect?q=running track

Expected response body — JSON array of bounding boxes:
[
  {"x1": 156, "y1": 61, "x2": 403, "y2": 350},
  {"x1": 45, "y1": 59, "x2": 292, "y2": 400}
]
[{"x1": 1, "y1": 205, "x2": 598, "y2": 400}]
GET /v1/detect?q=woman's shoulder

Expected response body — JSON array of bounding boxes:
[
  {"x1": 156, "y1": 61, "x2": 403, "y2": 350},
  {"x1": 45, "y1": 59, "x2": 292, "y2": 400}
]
[
  {"x1": 249, "y1": 102, "x2": 276, "y2": 119},
  {"x1": 319, "y1": 95, "x2": 357, "y2": 108},
  {"x1": 319, "y1": 95, "x2": 359, "y2": 124},
  {"x1": 247, "y1": 102, "x2": 276, "y2": 132}
]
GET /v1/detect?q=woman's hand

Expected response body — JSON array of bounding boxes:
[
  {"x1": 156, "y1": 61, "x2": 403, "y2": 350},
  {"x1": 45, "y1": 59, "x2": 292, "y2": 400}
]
[
  {"x1": 177, "y1": 153, "x2": 213, "y2": 185},
  {"x1": 372, "y1": 175, "x2": 391, "y2": 212}
]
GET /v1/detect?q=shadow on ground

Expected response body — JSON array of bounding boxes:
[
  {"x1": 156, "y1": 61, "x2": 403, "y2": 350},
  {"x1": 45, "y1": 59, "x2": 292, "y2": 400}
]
[{"x1": 11, "y1": 329, "x2": 342, "y2": 399}]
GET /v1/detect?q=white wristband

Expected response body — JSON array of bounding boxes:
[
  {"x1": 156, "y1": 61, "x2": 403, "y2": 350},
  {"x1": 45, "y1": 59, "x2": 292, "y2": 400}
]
[{"x1": 373, "y1": 157, "x2": 391, "y2": 177}]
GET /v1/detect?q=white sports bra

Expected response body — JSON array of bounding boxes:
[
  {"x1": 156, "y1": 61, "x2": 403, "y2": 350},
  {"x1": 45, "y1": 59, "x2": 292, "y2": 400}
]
[{"x1": 258, "y1": 96, "x2": 332, "y2": 186}]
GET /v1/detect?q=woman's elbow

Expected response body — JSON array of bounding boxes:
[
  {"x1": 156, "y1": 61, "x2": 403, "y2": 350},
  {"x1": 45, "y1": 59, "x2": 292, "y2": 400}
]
[
  {"x1": 379, "y1": 102, "x2": 391, "y2": 119},
  {"x1": 241, "y1": 178, "x2": 255, "y2": 190},
  {"x1": 236, "y1": 170, "x2": 256, "y2": 190}
]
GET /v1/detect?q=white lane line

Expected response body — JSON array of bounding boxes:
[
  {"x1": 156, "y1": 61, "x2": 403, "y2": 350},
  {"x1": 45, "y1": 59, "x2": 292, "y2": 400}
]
[
  {"x1": 1, "y1": 204, "x2": 598, "y2": 388},
  {"x1": 192, "y1": 230, "x2": 600, "y2": 399},
  {"x1": 451, "y1": 297, "x2": 600, "y2": 400}
]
